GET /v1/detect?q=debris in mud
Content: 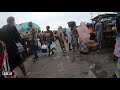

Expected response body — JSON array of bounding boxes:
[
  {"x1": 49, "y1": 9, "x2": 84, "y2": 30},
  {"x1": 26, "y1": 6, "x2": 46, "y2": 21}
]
[
  {"x1": 66, "y1": 56, "x2": 70, "y2": 59},
  {"x1": 71, "y1": 57, "x2": 76, "y2": 63},
  {"x1": 58, "y1": 63, "x2": 64, "y2": 72},
  {"x1": 88, "y1": 64, "x2": 96, "y2": 78},
  {"x1": 62, "y1": 54, "x2": 66, "y2": 56},
  {"x1": 96, "y1": 70, "x2": 108, "y2": 78},
  {"x1": 54, "y1": 56, "x2": 61, "y2": 59},
  {"x1": 88, "y1": 63, "x2": 108, "y2": 78},
  {"x1": 82, "y1": 72, "x2": 88, "y2": 75}
]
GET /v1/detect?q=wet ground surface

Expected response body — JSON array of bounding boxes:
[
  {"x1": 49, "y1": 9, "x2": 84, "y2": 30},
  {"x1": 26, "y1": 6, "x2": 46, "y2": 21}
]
[{"x1": 14, "y1": 40, "x2": 116, "y2": 78}]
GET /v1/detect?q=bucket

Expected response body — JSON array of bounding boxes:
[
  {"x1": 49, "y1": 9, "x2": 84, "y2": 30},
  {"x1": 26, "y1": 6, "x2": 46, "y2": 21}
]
[
  {"x1": 42, "y1": 49, "x2": 47, "y2": 53},
  {"x1": 41, "y1": 44, "x2": 48, "y2": 53}
]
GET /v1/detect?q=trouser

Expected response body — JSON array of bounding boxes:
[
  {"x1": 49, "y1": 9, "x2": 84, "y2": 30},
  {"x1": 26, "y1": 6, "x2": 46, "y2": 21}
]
[
  {"x1": 40, "y1": 39, "x2": 43, "y2": 46},
  {"x1": 58, "y1": 37, "x2": 65, "y2": 50},
  {"x1": 97, "y1": 32, "x2": 103, "y2": 49},
  {"x1": 69, "y1": 43, "x2": 72, "y2": 50},
  {"x1": 97, "y1": 41, "x2": 102, "y2": 49},
  {"x1": 47, "y1": 41, "x2": 53, "y2": 56},
  {"x1": 31, "y1": 40, "x2": 38, "y2": 58}
]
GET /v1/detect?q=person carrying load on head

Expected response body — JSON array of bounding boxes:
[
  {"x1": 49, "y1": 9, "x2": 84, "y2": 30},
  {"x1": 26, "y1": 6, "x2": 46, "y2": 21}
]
[{"x1": 76, "y1": 22, "x2": 90, "y2": 54}]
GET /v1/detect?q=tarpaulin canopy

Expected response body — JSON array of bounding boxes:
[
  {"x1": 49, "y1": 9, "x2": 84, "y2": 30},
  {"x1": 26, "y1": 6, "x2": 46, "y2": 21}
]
[{"x1": 21, "y1": 22, "x2": 40, "y2": 32}]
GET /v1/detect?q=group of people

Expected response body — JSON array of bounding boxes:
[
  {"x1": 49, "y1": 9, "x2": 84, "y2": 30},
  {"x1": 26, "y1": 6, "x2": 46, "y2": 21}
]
[
  {"x1": 0, "y1": 16, "x2": 92, "y2": 78},
  {"x1": 55, "y1": 22, "x2": 90, "y2": 54},
  {"x1": 0, "y1": 16, "x2": 120, "y2": 78},
  {"x1": 0, "y1": 16, "x2": 60, "y2": 78}
]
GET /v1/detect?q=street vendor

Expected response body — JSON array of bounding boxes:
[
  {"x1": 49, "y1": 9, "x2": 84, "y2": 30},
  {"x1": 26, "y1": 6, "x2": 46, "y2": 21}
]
[
  {"x1": 95, "y1": 21, "x2": 104, "y2": 50},
  {"x1": 88, "y1": 26, "x2": 96, "y2": 40}
]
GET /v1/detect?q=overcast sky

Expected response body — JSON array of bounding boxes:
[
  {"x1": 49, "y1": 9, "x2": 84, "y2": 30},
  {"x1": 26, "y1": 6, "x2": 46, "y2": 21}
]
[{"x1": 0, "y1": 12, "x2": 115, "y2": 30}]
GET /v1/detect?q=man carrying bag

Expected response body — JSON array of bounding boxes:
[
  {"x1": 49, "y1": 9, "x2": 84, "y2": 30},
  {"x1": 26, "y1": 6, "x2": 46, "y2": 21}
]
[{"x1": 0, "y1": 17, "x2": 31, "y2": 78}]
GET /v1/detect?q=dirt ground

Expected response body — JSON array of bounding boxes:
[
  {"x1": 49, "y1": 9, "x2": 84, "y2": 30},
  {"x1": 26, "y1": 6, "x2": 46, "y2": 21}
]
[{"x1": 14, "y1": 40, "x2": 116, "y2": 78}]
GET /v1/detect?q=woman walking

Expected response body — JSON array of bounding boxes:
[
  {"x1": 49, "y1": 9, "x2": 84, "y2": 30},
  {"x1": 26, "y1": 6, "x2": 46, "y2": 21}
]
[
  {"x1": 57, "y1": 26, "x2": 66, "y2": 52},
  {"x1": 114, "y1": 37, "x2": 120, "y2": 78},
  {"x1": 0, "y1": 17, "x2": 31, "y2": 78},
  {"x1": 76, "y1": 22, "x2": 90, "y2": 54},
  {"x1": 66, "y1": 28, "x2": 72, "y2": 50},
  {"x1": 112, "y1": 17, "x2": 120, "y2": 78}
]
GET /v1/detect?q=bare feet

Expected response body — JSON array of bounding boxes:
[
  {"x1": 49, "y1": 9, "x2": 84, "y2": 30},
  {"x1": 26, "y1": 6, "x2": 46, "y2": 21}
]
[
  {"x1": 11, "y1": 71, "x2": 17, "y2": 78},
  {"x1": 24, "y1": 72, "x2": 31, "y2": 78}
]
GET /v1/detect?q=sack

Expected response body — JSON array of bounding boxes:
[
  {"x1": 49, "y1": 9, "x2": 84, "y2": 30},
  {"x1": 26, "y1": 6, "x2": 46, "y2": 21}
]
[
  {"x1": 68, "y1": 21, "x2": 76, "y2": 28},
  {"x1": 42, "y1": 44, "x2": 48, "y2": 49},
  {"x1": 50, "y1": 42, "x2": 56, "y2": 50},
  {"x1": 37, "y1": 39, "x2": 41, "y2": 47},
  {"x1": 15, "y1": 42, "x2": 25, "y2": 54},
  {"x1": 11, "y1": 26, "x2": 25, "y2": 54}
]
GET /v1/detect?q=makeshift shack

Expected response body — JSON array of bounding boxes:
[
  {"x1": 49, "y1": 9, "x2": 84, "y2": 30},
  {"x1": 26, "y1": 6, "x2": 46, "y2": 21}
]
[{"x1": 91, "y1": 13, "x2": 117, "y2": 48}]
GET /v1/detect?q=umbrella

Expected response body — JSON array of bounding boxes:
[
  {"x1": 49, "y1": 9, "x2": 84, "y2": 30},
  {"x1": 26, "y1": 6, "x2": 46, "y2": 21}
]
[
  {"x1": 15, "y1": 24, "x2": 22, "y2": 32},
  {"x1": 21, "y1": 22, "x2": 40, "y2": 32}
]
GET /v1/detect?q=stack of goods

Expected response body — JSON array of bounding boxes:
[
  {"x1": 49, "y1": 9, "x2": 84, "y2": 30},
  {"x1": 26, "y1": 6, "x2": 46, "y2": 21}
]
[
  {"x1": 88, "y1": 40, "x2": 98, "y2": 51},
  {"x1": 67, "y1": 21, "x2": 76, "y2": 28}
]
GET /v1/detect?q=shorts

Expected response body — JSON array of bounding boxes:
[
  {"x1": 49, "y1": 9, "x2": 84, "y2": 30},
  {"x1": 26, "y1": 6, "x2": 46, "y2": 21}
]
[{"x1": 8, "y1": 54, "x2": 23, "y2": 71}]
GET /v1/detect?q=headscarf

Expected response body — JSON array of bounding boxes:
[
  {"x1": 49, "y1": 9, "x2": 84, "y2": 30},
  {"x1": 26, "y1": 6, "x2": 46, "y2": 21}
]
[
  {"x1": 57, "y1": 26, "x2": 65, "y2": 41},
  {"x1": 76, "y1": 22, "x2": 90, "y2": 43},
  {"x1": 57, "y1": 26, "x2": 63, "y2": 36}
]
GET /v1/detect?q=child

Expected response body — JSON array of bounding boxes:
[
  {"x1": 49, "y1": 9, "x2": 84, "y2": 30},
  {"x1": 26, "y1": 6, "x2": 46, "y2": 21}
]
[{"x1": 0, "y1": 40, "x2": 12, "y2": 78}]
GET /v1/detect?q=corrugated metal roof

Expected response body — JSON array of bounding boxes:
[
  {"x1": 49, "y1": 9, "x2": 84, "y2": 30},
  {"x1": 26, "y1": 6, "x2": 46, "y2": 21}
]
[{"x1": 91, "y1": 14, "x2": 117, "y2": 21}]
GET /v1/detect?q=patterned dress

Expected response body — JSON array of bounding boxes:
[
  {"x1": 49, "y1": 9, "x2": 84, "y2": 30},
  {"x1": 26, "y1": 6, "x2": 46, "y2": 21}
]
[
  {"x1": 71, "y1": 29, "x2": 79, "y2": 51},
  {"x1": 79, "y1": 41, "x2": 89, "y2": 53},
  {"x1": 58, "y1": 34, "x2": 65, "y2": 50},
  {"x1": 114, "y1": 37, "x2": 120, "y2": 78},
  {"x1": 76, "y1": 22, "x2": 90, "y2": 53}
]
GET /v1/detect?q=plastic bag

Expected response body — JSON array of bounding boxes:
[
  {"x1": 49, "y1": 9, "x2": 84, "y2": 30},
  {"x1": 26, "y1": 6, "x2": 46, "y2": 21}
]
[
  {"x1": 50, "y1": 42, "x2": 56, "y2": 50},
  {"x1": 76, "y1": 22, "x2": 90, "y2": 43},
  {"x1": 37, "y1": 39, "x2": 41, "y2": 47}
]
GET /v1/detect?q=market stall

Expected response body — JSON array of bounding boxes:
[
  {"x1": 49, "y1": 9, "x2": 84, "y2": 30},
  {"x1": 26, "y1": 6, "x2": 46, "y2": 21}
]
[{"x1": 91, "y1": 13, "x2": 117, "y2": 48}]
